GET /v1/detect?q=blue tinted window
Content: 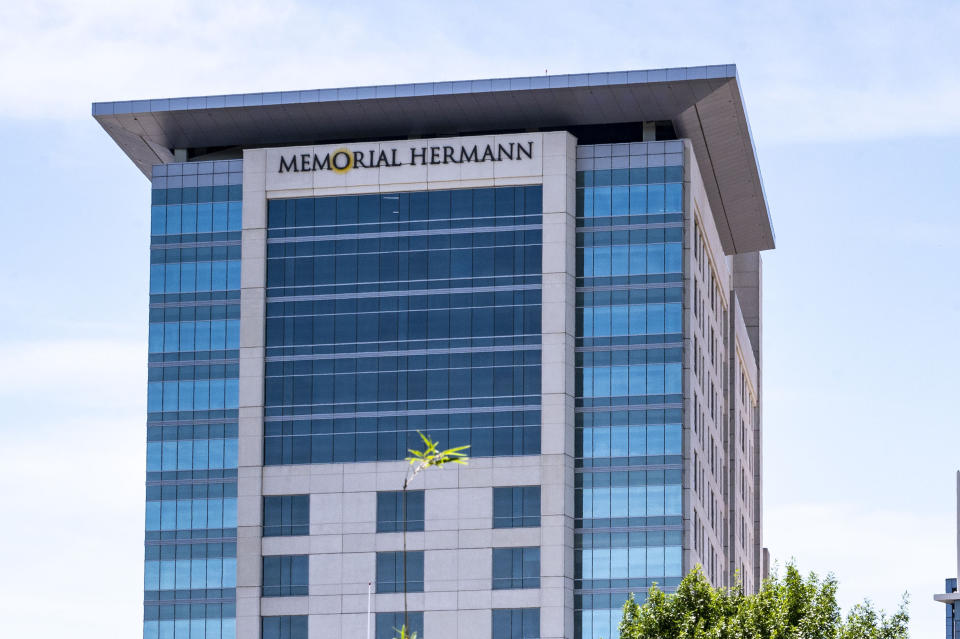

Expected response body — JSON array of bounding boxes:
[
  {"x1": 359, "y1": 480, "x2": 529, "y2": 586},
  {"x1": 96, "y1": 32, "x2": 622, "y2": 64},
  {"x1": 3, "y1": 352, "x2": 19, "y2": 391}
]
[
  {"x1": 492, "y1": 547, "x2": 540, "y2": 590},
  {"x1": 575, "y1": 145, "x2": 686, "y2": 638},
  {"x1": 265, "y1": 187, "x2": 542, "y2": 464},
  {"x1": 262, "y1": 615, "x2": 307, "y2": 639},
  {"x1": 262, "y1": 555, "x2": 309, "y2": 597},
  {"x1": 492, "y1": 608, "x2": 539, "y2": 639},
  {"x1": 145, "y1": 162, "x2": 242, "y2": 639},
  {"x1": 377, "y1": 491, "x2": 424, "y2": 533},
  {"x1": 493, "y1": 487, "x2": 540, "y2": 528},
  {"x1": 375, "y1": 612, "x2": 423, "y2": 639},
  {"x1": 376, "y1": 551, "x2": 424, "y2": 593},
  {"x1": 143, "y1": 542, "x2": 236, "y2": 595},
  {"x1": 263, "y1": 495, "x2": 310, "y2": 537}
]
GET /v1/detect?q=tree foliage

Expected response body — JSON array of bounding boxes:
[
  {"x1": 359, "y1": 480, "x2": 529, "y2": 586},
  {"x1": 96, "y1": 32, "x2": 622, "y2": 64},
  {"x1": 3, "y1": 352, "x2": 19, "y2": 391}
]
[
  {"x1": 616, "y1": 564, "x2": 908, "y2": 639},
  {"x1": 403, "y1": 430, "x2": 469, "y2": 489}
]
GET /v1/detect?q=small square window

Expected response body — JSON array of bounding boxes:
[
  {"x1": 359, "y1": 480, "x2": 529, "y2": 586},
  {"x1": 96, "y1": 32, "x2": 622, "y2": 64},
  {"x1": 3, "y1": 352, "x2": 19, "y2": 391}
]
[
  {"x1": 493, "y1": 487, "x2": 540, "y2": 528},
  {"x1": 376, "y1": 551, "x2": 424, "y2": 593},
  {"x1": 377, "y1": 490, "x2": 424, "y2": 533},
  {"x1": 263, "y1": 495, "x2": 309, "y2": 537}
]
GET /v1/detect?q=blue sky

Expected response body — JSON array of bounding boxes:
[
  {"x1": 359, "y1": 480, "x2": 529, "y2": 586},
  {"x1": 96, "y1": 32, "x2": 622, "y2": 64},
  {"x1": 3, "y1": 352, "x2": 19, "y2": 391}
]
[{"x1": 0, "y1": 1, "x2": 957, "y2": 636}]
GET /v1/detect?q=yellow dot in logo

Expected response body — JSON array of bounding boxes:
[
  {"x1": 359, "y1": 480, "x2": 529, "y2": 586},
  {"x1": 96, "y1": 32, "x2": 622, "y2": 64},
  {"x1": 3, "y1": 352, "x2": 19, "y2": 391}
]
[{"x1": 330, "y1": 148, "x2": 354, "y2": 174}]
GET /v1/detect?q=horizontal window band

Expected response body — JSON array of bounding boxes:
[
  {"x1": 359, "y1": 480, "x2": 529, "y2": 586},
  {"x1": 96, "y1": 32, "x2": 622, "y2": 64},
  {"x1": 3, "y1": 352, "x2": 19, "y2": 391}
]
[
  {"x1": 151, "y1": 237, "x2": 242, "y2": 249},
  {"x1": 267, "y1": 222, "x2": 542, "y2": 243},
  {"x1": 576, "y1": 221, "x2": 684, "y2": 232},
  {"x1": 150, "y1": 299, "x2": 241, "y2": 309},
  {"x1": 575, "y1": 462, "x2": 683, "y2": 473},
  {"x1": 267, "y1": 283, "x2": 540, "y2": 302},
  {"x1": 577, "y1": 214, "x2": 684, "y2": 228},
  {"x1": 146, "y1": 475, "x2": 238, "y2": 487},
  {"x1": 264, "y1": 405, "x2": 542, "y2": 421},
  {"x1": 265, "y1": 343, "x2": 541, "y2": 363}
]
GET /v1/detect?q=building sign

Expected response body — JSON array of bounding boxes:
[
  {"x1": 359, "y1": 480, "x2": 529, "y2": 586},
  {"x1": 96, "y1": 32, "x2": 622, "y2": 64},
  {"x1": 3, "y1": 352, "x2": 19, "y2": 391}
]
[
  {"x1": 260, "y1": 133, "x2": 546, "y2": 191},
  {"x1": 278, "y1": 140, "x2": 535, "y2": 174}
]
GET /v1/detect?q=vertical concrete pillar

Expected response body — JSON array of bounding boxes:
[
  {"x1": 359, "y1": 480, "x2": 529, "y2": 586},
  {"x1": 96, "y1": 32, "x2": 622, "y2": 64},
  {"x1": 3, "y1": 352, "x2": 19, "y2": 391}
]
[
  {"x1": 538, "y1": 131, "x2": 577, "y2": 639},
  {"x1": 236, "y1": 149, "x2": 269, "y2": 639}
]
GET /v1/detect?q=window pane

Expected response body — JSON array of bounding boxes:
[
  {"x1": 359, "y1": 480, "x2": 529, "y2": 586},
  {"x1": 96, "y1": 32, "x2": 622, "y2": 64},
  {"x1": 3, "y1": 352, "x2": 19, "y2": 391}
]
[{"x1": 377, "y1": 490, "x2": 425, "y2": 533}]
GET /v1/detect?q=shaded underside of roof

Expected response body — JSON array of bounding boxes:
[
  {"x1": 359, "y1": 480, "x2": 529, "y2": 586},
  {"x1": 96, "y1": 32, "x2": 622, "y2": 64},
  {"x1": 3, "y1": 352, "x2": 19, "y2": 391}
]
[{"x1": 93, "y1": 65, "x2": 774, "y2": 253}]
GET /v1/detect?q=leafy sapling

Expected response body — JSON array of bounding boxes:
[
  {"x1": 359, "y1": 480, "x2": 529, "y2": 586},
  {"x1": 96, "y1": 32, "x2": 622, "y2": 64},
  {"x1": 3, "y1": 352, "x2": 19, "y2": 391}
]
[{"x1": 394, "y1": 432, "x2": 469, "y2": 639}]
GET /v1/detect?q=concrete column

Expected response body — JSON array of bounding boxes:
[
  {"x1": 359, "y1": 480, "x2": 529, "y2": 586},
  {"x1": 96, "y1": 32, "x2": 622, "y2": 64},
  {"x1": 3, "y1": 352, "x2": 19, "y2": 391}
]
[
  {"x1": 538, "y1": 131, "x2": 577, "y2": 639},
  {"x1": 237, "y1": 148, "x2": 269, "y2": 639}
]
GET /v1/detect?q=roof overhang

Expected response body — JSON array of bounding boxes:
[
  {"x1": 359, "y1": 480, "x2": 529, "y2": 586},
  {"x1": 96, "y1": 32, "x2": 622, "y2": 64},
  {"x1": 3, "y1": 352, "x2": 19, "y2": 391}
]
[{"x1": 93, "y1": 65, "x2": 774, "y2": 253}]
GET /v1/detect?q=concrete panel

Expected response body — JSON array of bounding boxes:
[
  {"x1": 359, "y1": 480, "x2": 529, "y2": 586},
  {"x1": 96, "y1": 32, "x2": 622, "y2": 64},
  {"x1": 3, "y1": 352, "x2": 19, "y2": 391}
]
[
  {"x1": 338, "y1": 613, "x2": 368, "y2": 639},
  {"x1": 342, "y1": 533, "x2": 377, "y2": 553},
  {"x1": 426, "y1": 610, "x2": 458, "y2": 637},
  {"x1": 458, "y1": 548, "x2": 491, "y2": 582},
  {"x1": 262, "y1": 536, "x2": 310, "y2": 556},
  {"x1": 423, "y1": 530, "x2": 459, "y2": 549},
  {"x1": 490, "y1": 527, "x2": 541, "y2": 547},
  {"x1": 308, "y1": 595, "x2": 342, "y2": 615},
  {"x1": 262, "y1": 473, "x2": 310, "y2": 495},
  {"x1": 423, "y1": 590, "x2": 459, "y2": 609},
  {"x1": 491, "y1": 588, "x2": 540, "y2": 608},
  {"x1": 260, "y1": 596, "x2": 308, "y2": 616}
]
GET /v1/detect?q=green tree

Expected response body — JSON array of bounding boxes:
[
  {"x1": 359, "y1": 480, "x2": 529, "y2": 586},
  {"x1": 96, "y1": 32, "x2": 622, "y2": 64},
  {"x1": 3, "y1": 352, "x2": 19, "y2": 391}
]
[
  {"x1": 393, "y1": 432, "x2": 469, "y2": 639},
  {"x1": 616, "y1": 564, "x2": 908, "y2": 639}
]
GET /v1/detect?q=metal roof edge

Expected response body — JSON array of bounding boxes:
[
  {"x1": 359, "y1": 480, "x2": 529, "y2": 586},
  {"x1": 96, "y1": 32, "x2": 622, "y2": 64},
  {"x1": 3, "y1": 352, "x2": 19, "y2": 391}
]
[{"x1": 92, "y1": 65, "x2": 738, "y2": 116}]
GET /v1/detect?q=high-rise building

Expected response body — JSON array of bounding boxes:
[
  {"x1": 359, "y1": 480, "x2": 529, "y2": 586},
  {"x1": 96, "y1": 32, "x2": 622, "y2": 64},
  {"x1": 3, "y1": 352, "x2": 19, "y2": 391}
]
[{"x1": 94, "y1": 65, "x2": 774, "y2": 639}]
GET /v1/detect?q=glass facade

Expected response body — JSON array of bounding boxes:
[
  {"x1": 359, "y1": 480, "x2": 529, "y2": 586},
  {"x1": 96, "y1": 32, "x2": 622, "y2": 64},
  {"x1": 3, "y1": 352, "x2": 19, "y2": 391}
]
[
  {"x1": 263, "y1": 187, "x2": 543, "y2": 464},
  {"x1": 574, "y1": 143, "x2": 685, "y2": 639},
  {"x1": 144, "y1": 159, "x2": 243, "y2": 639}
]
